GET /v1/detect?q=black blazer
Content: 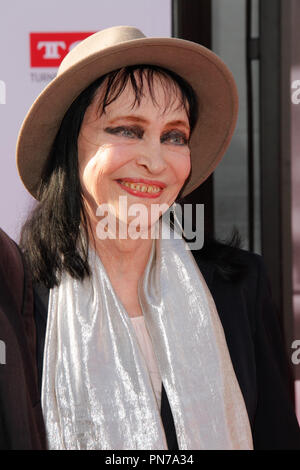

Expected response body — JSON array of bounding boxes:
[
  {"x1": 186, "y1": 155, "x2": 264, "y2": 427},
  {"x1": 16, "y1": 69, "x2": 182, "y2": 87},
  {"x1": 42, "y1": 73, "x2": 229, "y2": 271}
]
[{"x1": 32, "y1": 246, "x2": 300, "y2": 450}]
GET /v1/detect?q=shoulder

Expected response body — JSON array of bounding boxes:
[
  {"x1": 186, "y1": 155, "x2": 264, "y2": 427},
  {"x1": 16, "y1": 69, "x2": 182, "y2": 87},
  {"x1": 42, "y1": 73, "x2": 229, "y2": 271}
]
[
  {"x1": 191, "y1": 237, "x2": 264, "y2": 287},
  {"x1": 191, "y1": 240, "x2": 273, "y2": 342},
  {"x1": 0, "y1": 228, "x2": 24, "y2": 276},
  {"x1": 0, "y1": 228, "x2": 25, "y2": 314}
]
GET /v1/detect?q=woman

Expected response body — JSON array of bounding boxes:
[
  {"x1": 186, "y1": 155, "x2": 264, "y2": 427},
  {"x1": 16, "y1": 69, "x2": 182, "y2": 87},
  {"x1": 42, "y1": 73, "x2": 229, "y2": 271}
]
[{"x1": 16, "y1": 26, "x2": 300, "y2": 450}]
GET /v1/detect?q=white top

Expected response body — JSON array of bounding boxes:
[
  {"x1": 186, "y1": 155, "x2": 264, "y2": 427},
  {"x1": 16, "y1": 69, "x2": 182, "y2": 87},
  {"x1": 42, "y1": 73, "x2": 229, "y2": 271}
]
[
  {"x1": 130, "y1": 315, "x2": 162, "y2": 408},
  {"x1": 130, "y1": 315, "x2": 168, "y2": 449}
]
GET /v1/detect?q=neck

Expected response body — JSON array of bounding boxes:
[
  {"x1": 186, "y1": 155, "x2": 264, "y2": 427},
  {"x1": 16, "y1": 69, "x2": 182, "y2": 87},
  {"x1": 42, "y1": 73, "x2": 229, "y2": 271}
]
[{"x1": 86, "y1": 215, "x2": 154, "y2": 284}]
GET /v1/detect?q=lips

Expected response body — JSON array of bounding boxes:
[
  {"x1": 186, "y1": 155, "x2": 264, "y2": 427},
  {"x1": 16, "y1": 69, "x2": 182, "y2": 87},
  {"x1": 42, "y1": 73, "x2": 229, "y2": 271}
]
[
  {"x1": 116, "y1": 178, "x2": 166, "y2": 198},
  {"x1": 118, "y1": 177, "x2": 166, "y2": 188}
]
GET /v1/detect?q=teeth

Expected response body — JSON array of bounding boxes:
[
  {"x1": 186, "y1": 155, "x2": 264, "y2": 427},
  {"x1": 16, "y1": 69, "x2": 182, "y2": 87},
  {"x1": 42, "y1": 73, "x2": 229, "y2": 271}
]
[{"x1": 119, "y1": 181, "x2": 162, "y2": 193}]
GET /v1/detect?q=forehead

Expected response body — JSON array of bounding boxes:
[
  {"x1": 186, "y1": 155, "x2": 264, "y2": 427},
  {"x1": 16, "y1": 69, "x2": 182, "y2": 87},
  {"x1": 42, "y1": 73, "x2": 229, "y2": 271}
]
[{"x1": 92, "y1": 72, "x2": 189, "y2": 120}]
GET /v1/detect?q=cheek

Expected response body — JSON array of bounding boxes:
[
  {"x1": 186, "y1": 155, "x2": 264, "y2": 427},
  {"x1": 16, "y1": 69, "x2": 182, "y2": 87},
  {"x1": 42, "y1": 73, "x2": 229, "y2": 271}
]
[
  {"x1": 171, "y1": 152, "x2": 191, "y2": 184},
  {"x1": 80, "y1": 145, "x2": 132, "y2": 195}
]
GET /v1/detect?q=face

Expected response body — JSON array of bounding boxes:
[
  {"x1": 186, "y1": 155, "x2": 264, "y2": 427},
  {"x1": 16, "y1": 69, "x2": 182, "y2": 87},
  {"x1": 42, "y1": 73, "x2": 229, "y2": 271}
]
[{"x1": 78, "y1": 75, "x2": 191, "y2": 237}]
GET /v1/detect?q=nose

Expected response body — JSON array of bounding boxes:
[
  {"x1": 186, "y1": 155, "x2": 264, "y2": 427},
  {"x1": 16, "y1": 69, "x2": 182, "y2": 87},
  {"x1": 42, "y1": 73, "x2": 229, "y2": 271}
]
[{"x1": 135, "y1": 137, "x2": 167, "y2": 175}]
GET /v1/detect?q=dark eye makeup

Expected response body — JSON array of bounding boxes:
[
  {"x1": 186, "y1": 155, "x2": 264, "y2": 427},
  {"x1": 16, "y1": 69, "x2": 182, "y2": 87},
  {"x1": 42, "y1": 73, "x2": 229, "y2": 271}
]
[
  {"x1": 104, "y1": 125, "x2": 189, "y2": 146},
  {"x1": 104, "y1": 126, "x2": 144, "y2": 139},
  {"x1": 161, "y1": 130, "x2": 189, "y2": 146}
]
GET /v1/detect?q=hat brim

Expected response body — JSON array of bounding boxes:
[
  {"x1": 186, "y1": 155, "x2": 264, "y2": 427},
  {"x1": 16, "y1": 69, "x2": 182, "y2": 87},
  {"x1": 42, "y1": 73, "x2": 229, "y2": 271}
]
[{"x1": 16, "y1": 36, "x2": 238, "y2": 199}]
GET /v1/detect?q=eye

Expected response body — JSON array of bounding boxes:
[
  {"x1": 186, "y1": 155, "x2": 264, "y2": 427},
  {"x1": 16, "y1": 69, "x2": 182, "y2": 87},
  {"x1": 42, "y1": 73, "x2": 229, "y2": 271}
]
[
  {"x1": 104, "y1": 126, "x2": 143, "y2": 139},
  {"x1": 161, "y1": 130, "x2": 189, "y2": 146}
]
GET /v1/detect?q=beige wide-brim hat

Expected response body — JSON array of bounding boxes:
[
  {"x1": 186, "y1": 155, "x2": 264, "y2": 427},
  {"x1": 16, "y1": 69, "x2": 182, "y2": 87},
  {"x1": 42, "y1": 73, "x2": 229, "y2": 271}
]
[{"x1": 16, "y1": 25, "x2": 238, "y2": 199}]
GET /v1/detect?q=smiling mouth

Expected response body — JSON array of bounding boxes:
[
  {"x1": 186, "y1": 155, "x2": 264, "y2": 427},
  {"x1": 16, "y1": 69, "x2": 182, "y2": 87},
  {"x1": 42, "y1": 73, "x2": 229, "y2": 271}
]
[{"x1": 116, "y1": 179, "x2": 165, "y2": 198}]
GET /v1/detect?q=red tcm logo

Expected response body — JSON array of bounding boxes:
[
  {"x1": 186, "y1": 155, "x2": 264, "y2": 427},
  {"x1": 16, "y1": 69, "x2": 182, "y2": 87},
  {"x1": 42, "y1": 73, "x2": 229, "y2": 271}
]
[{"x1": 30, "y1": 32, "x2": 95, "y2": 67}]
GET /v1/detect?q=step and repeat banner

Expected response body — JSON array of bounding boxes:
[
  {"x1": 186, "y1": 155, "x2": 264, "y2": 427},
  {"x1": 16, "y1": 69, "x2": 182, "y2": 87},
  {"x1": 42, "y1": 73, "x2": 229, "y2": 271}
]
[{"x1": 0, "y1": 0, "x2": 171, "y2": 240}]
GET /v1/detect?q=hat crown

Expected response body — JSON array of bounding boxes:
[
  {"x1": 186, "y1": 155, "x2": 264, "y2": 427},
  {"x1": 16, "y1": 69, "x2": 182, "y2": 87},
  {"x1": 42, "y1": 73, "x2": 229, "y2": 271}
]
[{"x1": 58, "y1": 26, "x2": 146, "y2": 75}]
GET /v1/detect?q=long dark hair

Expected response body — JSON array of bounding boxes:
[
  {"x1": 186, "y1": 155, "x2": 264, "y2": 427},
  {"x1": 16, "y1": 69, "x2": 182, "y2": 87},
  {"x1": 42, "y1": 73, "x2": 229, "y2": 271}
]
[{"x1": 20, "y1": 65, "x2": 198, "y2": 288}]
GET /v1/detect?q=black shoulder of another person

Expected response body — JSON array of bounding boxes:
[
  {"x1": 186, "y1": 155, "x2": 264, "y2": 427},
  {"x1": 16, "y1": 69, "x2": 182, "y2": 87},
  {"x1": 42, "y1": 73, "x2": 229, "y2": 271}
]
[{"x1": 0, "y1": 228, "x2": 24, "y2": 306}]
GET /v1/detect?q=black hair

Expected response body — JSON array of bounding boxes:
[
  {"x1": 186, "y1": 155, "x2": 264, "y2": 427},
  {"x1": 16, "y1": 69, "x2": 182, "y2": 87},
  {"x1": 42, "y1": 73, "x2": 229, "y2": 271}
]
[
  {"x1": 20, "y1": 64, "x2": 199, "y2": 288},
  {"x1": 195, "y1": 228, "x2": 248, "y2": 282}
]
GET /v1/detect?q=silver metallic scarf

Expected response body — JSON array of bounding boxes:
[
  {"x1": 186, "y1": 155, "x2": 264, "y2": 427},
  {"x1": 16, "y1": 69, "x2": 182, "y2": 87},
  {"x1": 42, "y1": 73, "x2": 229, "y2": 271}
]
[{"x1": 41, "y1": 219, "x2": 253, "y2": 450}]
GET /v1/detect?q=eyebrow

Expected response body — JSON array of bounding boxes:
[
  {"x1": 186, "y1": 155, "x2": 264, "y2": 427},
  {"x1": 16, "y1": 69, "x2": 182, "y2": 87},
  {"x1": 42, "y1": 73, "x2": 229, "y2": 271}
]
[{"x1": 107, "y1": 115, "x2": 190, "y2": 131}]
